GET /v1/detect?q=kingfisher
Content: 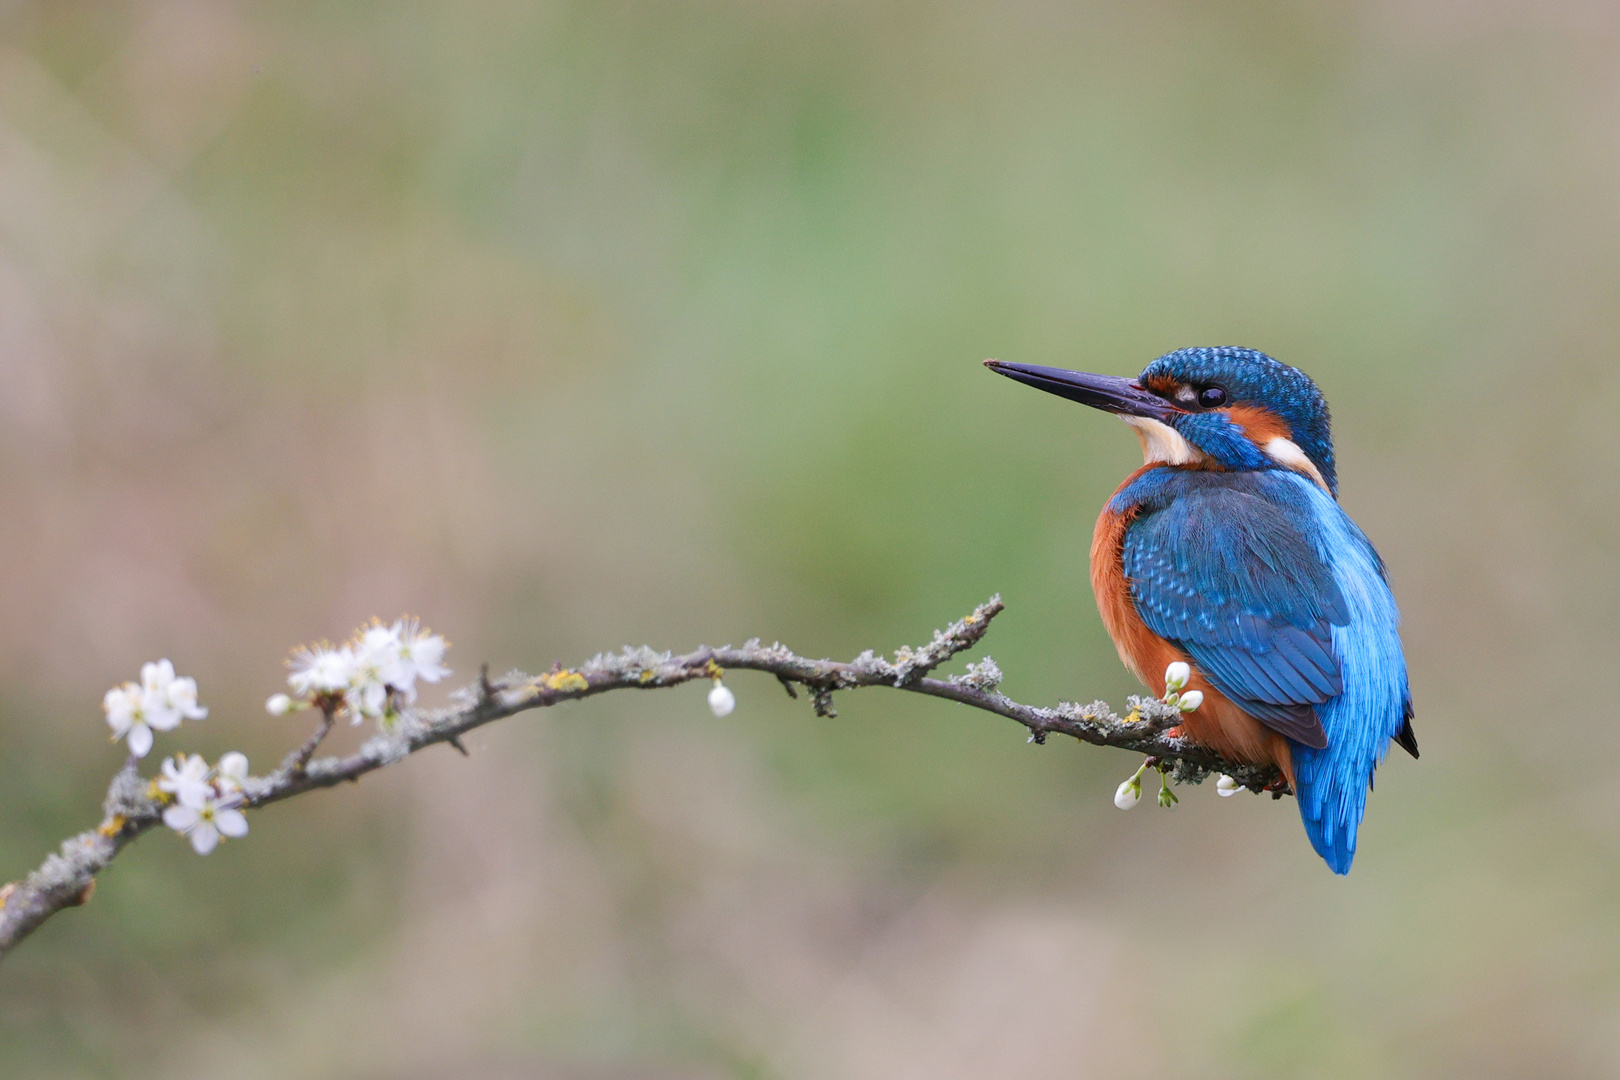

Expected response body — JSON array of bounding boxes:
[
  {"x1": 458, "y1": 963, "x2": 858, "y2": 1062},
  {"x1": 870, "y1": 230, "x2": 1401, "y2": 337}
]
[{"x1": 985, "y1": 347, "x2": 1415, "y2": 874}]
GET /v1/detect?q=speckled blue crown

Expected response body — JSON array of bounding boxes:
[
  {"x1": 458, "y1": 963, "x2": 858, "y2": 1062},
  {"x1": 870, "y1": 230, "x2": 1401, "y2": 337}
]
[{"x1": 1141, "y1": 347, "x2": 1336, "y2": 494}]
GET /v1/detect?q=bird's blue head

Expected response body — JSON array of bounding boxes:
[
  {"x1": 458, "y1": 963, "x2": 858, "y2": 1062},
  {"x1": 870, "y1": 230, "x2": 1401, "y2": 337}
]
[{"x1": 985, "y1": 346, "x2": 1337, "y2": 495}]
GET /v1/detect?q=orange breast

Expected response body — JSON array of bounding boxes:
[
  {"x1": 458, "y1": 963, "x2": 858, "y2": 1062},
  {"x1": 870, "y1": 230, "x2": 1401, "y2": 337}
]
[{"x1": 1091, "y1": 467, "x2": 1296, "y2": 787}]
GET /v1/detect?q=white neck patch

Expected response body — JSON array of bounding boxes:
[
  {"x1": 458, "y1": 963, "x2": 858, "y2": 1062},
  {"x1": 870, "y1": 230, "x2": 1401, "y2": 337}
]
[
  {"x1": 1121, "y1": 416, "x2": 1209, "y2": 466},
  {"x1": 1263, "y1": 436, "x2": 1332, "y2": 493},
  {"x1": 1120, "y1": 417, "x2": 1333, "y2": 493}
]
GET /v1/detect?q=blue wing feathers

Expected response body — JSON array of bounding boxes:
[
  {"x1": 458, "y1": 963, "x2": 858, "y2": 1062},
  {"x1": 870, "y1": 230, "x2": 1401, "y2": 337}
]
[
  {"x1": 1290, "y1": 479, "x2": 1410, "y2": 873},
  {"x1": 1114, "y1": 468, "x2": 1411, "y2": 874},
  {"x1": 1120, "y1": 474, "x2": 1344, "y2": 745}
]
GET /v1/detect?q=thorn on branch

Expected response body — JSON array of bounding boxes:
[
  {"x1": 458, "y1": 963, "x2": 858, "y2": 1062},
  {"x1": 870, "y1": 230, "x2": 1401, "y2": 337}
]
[
  {"x1": 776, "y1": 674, "x2": 798, "y2": 699},
  {"x1": 446, "y1": 734, "x2": 470, "y2": 757},
  {"x1": 479, "y1": 662, "x2": 499, "y2": 705}
]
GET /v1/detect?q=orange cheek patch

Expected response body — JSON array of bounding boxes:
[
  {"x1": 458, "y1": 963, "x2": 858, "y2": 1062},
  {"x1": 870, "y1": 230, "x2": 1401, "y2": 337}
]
[
  {"x1": 1141, "y1": 374, "x2": 1180, "y2": 396},
  {"x1": 1226, "y1": 403, "x2": 1291, "y2": 445}
]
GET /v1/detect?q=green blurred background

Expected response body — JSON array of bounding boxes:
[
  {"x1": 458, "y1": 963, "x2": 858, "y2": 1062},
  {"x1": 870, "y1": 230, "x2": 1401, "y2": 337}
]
[{"x1": 1, "y1": 1, "x2": 1617, "y2": 1076}]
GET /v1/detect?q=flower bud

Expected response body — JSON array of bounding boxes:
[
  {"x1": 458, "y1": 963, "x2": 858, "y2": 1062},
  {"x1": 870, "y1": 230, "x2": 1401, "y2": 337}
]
[
  {"x1": 265, "y1": 693, "x2": 296, "y2": 716},
  {"x1": 1114, "y1": 779, "x2": 1141, "y2": 810},
  {"x1": 1216, "y1": 774, "x2": 1241, "y2": 797},
  {"x1": 1163, "y1": 662, "x2": 1191, "y2": 693},
  {"x1": 1177, "y1": 690, "x2": 1204, "y2": 712},
  {"x1": 708, "y1": 682, "x2": 736, "y2": 718}
]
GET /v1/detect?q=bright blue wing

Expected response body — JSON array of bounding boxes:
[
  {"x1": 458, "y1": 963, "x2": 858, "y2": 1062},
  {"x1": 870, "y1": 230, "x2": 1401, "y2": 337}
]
[{"x1": 1121, "y1": 477, "x2": 1348, "y2": 748}]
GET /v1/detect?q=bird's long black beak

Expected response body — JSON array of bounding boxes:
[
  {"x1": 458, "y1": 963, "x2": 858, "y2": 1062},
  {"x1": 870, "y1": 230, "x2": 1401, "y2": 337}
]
[{"x1": 983, "y1": 360, "x2": 1175, "y2": 421}]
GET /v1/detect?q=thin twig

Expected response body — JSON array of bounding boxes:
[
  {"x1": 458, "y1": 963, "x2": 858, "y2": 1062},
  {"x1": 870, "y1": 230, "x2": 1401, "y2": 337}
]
[
  {"x1": 0, "y1": 595, "x2": 1277, "y2": 963},
  {"x1": 274, "y1": 703, "x2": 336, "y2": 779}
]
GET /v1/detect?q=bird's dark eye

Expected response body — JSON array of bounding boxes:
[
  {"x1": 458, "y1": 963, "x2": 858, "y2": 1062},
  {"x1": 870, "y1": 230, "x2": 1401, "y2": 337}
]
[{"x1": 1198, "y1": 385, "x2": 1228, "y2": 409}]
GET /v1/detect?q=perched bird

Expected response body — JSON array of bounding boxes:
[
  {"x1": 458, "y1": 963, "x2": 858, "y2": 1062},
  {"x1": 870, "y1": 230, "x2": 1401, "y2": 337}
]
[{"x1": 985, "y1": 347, "x2": 1415, "y2": 873}]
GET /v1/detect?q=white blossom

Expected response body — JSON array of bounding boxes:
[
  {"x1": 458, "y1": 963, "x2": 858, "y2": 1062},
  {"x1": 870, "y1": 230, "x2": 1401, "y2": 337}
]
[
  {"x1": 1114, "y1": 778, "x2": 1141, "y2": 810},
  {"x1": 1177, "y1": 690, "x2": 1205, "y2": 713},
  {"x1": 1216, "y1": 774, "x2": 1242, "y2": 797},
  {"x1": 287, "y1": 645, "x2": 354, "y2": 697},
  {"x1": 163, "y1": 793, "x2": 248, "y2": 855},
  {"x1": 103, "y1": 660, "x2": 205, "y2": 757},
  {"x1": 279, "y1": 618, "x2": 450, "y2": 729},
  {"x1": 1163, "y1": 662, "x2": 1191, "y2": 694},
  {"x1": 157, "y1": 753, "x2": 212, "y2": 808},
  {"x1": 708, "y1": 681, "x2": 736, "y2": 717},
  {"x1": 104, "y1": 683, "x2": 153, "y2": 757},
  {"x1": 344, "y1": 678, "x2": 388, "y2": 725},
  {"x1": 140, "y1": 659, "x2": 206, "y2": 732},
  {"x1": 354, "y1": 623, "x2": 400, "y2": 681},
  {"x1": 215, "y1": 752, "x2": 250, "y2": 795},
  {"x1": 381, "y1": 618, "x2": 450, "y2": 699}
]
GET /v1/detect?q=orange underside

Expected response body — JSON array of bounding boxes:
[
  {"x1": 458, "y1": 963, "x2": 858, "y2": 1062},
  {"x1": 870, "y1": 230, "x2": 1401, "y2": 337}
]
[{"x1": 1091, "y1": 467, "x2": 1297, "y2": 791}]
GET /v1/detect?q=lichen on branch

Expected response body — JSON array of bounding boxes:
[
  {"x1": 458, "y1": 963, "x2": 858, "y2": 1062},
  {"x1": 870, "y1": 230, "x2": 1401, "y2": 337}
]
[{"x1": 0, "y1": 596, "x2": 1279, "y2": 964}]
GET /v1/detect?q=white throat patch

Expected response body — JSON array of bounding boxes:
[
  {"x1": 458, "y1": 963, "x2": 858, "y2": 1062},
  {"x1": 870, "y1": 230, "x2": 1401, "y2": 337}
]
[
  {"x1": 1120, "y1": 417, "x2": 1333, "y2": 493},
  {"x1": 1121, "y1": 416, "x2": 1209, "y2": 466}
]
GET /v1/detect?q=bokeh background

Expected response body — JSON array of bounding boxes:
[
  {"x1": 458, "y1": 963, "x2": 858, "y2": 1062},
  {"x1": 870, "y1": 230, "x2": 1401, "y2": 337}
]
[{"x1": 1, "y1": 1, "x2": 1617, "y2": 1076}]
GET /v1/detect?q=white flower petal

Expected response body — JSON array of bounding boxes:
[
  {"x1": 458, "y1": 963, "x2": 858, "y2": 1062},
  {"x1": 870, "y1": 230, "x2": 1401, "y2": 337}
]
[
  {"x1": 1177, "y1": 690, "x2": 1204, "y2": 713},
  {"x1": 1164, "y1": 661, "x2": 1191, "y2": 693},
  {"x1": 163, "y1": 804, "x2": 200, "y2": 831},
  {"x1": 189, "y1": 823, "x2": 220, "y2": 855},
  {"x1": 166, "y1": 676, "x2": 207, "y2": 720},
  {"x1": 358, "y1": 624, "x2": 403, "y2": 682},
  {"x1": 103, "y1": 685, "x2": 139, "y2": 731},
  {"x1": 141, "y1": 659, "x2": 176, "y2": 694},
  {"x1": 1114, "y1": 780, "x2": 1140, "y2": 810},
  {"x1": 158, "y1": 754, "x2": 212, "y2": 808},
  {"x1": 289, "y1": 646, "x2": 355, "y2": 695},
  {"x1": 127, "y1": 724, "x2": 154, "y2": 758},
  {"x1": 144, "y1": 702, "x2": 183, "y2": 732},
  {"x1": 392, "y1": 619, "x2": 450, "y2": 689},
  {"x1": 214, "y1": 808, "x2": 249, "y2": 838}
]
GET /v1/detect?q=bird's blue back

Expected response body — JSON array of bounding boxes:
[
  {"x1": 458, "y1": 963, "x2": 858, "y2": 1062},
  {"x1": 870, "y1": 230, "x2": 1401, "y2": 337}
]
[{"x1": 1113, "y1": 466, "x2": 1410, "y2": 873}]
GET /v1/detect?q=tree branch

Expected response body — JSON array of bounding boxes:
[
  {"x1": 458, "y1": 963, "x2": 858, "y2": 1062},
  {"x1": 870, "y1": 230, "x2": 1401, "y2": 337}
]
[{"x1": 0, "y1": 595, "x2": 1278, "y2": 963}]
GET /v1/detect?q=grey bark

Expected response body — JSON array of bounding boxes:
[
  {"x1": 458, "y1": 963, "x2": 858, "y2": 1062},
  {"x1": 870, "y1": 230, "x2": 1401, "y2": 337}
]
[{"x1": 0, "y1": 596, "x2": 1278, "y2": 963}]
